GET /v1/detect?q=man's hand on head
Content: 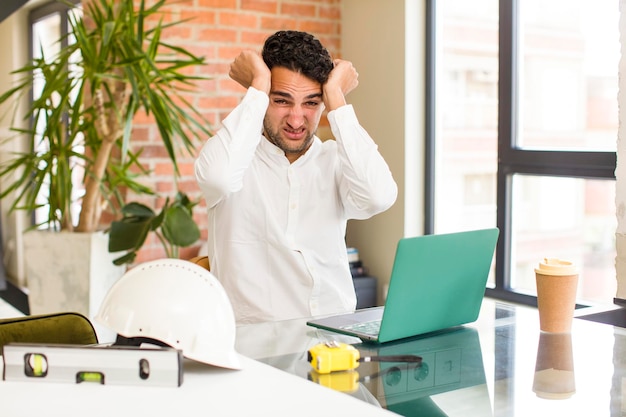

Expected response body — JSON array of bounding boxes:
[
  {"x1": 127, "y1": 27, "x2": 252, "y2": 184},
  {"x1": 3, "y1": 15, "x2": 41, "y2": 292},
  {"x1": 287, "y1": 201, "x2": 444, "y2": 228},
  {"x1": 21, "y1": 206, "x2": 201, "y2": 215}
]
[
  {"x1": 229, "y1": 50, "x2": 271, "y2": 94},
  {"x1": 323, "y1": 59, "x2": 359, "y2": 111}
]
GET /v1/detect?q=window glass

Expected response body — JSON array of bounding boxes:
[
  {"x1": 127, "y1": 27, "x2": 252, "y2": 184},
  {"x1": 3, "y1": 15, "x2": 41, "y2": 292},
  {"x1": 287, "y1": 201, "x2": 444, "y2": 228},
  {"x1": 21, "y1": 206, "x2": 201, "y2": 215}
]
[
  {"x1": 434, "y1": 0, "x2": 618, "y2": 304},
  {"x1": 32, "y1": 13, "x2": 62, "y2": 227},
  {"x1": 517, "y1": 0, "x2": 618, "y2": 151},
  {"x1": 31, "y1": 6, "x2": 84, "y2": 228},
  {"x1": 434, "y1": 0, "x2": 499, "y2": 285},
  {"x1": 32, "y1": 14, "x2": 60, "y2": 61},
  {"x1": 511, "y1": 175, "x2": 616, "y2": 304}
]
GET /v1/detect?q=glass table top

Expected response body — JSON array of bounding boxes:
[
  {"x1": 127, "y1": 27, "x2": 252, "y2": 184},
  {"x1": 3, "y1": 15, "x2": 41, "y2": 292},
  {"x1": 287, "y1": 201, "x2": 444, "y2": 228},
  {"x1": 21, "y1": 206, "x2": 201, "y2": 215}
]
[{"x1": 235, "y1": 298, "x2": 626, "y2": 416}]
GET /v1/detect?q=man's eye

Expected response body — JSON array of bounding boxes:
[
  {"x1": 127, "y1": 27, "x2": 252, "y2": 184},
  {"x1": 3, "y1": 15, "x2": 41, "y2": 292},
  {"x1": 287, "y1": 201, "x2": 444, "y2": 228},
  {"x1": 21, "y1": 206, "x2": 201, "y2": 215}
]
[
  {"x1": 306, "y1": 101, "x2": 320, "y2": 107},
  {"x1": 274, "y1": 99, "x2": 288, "y2": 105}
]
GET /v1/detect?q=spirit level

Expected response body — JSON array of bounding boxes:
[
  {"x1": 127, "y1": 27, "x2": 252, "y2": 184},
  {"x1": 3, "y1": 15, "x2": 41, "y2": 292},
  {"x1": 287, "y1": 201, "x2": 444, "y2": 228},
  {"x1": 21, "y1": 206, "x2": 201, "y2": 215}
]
[{"x1": 2, "y1": 343, "x2": 183, "y2": 387}]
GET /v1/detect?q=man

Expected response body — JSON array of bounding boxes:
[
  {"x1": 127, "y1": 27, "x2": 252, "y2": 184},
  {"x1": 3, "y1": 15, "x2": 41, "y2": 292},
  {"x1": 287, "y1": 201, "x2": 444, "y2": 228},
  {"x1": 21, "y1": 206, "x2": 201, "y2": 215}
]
[{"x1": 195, "y1": 30, "x2": 397, "y2": 324}]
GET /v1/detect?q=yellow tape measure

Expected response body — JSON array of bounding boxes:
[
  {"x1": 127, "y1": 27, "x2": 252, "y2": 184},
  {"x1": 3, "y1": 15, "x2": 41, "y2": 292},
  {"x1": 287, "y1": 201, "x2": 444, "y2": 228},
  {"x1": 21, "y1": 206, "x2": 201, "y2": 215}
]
[
  {"x1": 307, "y1": 341, "x2": 423, "y2": 374},
  {"x1": 307, "y1": 341, "x2": 360, "y2": 374}
]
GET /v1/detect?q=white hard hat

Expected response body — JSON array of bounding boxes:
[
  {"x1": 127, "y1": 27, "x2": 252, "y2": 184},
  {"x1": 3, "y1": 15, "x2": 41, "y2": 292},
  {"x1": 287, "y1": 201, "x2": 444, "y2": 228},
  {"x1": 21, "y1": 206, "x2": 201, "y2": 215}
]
[{"x1": 94, "y1": 258, "x2": 241, "y2": 370}]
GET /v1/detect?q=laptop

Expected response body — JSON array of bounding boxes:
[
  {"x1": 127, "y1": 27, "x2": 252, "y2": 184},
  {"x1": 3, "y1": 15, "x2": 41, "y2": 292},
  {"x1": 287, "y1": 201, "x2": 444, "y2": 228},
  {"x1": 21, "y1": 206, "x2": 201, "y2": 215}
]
[{"x1": 306, "y1": 228, "x2": 499, "y2": 343}]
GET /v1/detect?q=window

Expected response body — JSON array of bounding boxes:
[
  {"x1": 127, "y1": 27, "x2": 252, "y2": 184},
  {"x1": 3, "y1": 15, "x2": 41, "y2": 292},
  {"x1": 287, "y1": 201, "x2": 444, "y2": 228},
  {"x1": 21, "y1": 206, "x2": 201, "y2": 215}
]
[
  {"x1": 428, "y1": 0, "x2": 618, "y2": 306},
  {"x1": 30, "y1": 1, "x2": 82, "y2": 228}
]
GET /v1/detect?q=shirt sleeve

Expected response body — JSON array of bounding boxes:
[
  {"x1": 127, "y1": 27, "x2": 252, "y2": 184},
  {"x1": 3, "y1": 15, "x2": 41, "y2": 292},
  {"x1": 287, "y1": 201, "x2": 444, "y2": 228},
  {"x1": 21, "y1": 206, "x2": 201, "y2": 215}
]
[
  {"x1": 195, "y1": 87, "x2": 269, "y2": 208},
  {"x1": 328, "y1": 104, "x2": 398, "y2": 219}
]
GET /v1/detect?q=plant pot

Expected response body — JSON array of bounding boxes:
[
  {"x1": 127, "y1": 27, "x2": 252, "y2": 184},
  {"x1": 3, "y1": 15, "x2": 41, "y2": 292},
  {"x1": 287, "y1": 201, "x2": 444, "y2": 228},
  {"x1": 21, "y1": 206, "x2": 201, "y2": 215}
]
[{"x1": 23, "y1": 230, "x2": 126, "y2": 342}]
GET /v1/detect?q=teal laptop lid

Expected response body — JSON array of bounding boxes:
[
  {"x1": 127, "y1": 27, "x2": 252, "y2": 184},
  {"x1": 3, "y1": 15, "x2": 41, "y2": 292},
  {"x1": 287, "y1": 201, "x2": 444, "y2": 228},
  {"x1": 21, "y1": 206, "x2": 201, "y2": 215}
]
[{"x1": 306, "y1": 228, "x2": 499, "y2": 343}]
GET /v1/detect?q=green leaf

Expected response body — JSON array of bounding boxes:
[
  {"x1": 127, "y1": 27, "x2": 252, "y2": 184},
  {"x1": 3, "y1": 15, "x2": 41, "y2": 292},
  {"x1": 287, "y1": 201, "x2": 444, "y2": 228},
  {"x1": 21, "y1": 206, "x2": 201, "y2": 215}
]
[
  {"x1": 121, "y1": 202, "x2": 155, "y2": 219},
  {"x1": 112, "y1": 251, "x2": 138, "y2": 266},
  {"x1": 161, "y1": 205, "x2": 200, "y2": 247},
  {"x1": 0, "y1": 0, "x2": 212, "y2": 241},
  {"x1": 108, "y1": 218, "x2": 152, "y2": 252}
]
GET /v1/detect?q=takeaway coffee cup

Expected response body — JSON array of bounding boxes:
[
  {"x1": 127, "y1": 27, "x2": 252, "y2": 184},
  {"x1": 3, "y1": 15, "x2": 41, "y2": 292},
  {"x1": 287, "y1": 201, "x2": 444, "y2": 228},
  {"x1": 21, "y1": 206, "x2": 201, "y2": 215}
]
[
  {"x1": 532, "y1": 332, "x2": 575, "y2": 399},
  {"x1": 535, "y1": 258, "x2": 579, "y2": 333}
]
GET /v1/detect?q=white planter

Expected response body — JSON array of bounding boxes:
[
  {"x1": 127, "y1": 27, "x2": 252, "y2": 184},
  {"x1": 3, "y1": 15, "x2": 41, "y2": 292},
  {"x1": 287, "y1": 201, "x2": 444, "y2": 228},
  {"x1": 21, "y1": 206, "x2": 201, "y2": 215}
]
[{"x1": 23, "y1": 230, "x2": 126, "y2": 342}]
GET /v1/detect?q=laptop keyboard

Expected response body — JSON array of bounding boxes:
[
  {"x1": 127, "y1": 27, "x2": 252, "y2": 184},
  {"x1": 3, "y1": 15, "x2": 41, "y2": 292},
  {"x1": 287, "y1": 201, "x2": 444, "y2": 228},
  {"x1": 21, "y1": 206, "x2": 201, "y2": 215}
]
[{"x1": 340, "y1": 319, "x2": 382, "y2": 336}]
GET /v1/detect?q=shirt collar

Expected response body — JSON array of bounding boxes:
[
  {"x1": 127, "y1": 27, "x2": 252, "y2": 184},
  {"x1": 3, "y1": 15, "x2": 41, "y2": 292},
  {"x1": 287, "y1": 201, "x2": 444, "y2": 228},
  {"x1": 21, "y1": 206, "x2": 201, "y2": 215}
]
[{"x1": 258, "y1": 135, "x2": 321, "y2": 166}]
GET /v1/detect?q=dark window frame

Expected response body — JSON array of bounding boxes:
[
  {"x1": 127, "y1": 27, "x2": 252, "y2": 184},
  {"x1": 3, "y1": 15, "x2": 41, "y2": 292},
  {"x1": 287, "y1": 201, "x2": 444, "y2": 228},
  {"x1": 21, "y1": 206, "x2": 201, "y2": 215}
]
[{"x1": 424, "y1": 0, "x2": 617, "y2": 307}]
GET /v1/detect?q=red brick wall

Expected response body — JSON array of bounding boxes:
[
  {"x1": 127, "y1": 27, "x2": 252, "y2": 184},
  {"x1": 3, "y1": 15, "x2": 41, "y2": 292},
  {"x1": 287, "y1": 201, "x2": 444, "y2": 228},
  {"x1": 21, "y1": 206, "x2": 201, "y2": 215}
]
[{"x1": 130, "y1": 0, "x2": 342, "y2": 264}]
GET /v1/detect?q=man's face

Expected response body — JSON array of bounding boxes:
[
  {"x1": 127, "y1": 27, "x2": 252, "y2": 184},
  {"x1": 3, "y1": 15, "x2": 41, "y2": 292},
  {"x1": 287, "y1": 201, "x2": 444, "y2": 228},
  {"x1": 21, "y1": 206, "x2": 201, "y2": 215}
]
[{"x1": 263, "y1": 66, "x2": 325, "y2": 163}]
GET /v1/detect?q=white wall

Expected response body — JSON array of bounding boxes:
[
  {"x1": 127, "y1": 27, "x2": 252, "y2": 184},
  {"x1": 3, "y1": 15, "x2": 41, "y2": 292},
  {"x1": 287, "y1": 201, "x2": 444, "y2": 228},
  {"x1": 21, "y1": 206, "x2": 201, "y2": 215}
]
[
  {"x1": 616, "y1": 0, "x2": 626, "y2": 299},
  {"x1": 342, "y1": 0, "x2": 426, "y2": 303},
  {"x1": 0, "y1": 8, "x2": 32, "y2": 287}
]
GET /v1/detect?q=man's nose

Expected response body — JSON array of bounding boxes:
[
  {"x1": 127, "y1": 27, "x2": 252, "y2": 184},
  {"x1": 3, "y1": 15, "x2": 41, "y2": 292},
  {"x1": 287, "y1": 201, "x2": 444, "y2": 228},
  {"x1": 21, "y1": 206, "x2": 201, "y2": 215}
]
[{"x1": 287, "y1": 106, "x2": 305, "y2": 127}]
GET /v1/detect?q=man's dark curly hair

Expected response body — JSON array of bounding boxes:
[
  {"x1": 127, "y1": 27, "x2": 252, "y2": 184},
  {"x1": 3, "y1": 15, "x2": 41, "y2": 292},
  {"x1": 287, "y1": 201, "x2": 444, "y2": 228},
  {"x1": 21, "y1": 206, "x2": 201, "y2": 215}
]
[{"x1": 262, "y1": 30, "x2": 334, "y2": 85}]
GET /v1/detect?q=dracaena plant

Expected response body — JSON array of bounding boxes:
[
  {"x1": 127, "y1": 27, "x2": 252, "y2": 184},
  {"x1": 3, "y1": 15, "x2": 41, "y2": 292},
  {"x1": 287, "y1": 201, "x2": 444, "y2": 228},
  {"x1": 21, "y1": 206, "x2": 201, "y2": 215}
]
[{"x1": 0, "y1": 0, "x2": 210, "y2": 234}]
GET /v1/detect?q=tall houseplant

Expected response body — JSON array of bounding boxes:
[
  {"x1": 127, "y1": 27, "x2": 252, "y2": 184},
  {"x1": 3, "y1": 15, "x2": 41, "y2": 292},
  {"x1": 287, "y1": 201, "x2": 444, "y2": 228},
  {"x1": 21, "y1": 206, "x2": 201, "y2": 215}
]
[
  {"x1": 0, "y1": 0, "x2": 210, "y2": 232},
  {"x1": 0, "y1": 0, "x2": 210, "y2": 320}
]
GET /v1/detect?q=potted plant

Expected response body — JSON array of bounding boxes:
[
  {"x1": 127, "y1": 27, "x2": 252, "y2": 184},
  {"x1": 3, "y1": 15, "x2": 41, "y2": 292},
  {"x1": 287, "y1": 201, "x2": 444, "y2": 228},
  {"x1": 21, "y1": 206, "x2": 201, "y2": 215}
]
[
  {"x1": 0, "y1": 0, "x2": 210, "y2": 320},
  {"x1": 108, "y1": 191, "x2": 201, "y2": 266}
]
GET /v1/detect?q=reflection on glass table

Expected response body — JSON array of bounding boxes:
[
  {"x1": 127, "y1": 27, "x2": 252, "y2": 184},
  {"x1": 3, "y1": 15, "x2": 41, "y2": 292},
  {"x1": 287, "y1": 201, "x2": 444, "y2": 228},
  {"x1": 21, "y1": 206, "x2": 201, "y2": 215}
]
[
  {"x1": 353, "y1": 327, "x2": 491, "y2": 416},
  {"x1": 532, "y1": 332, "x2": 575, "y2": 400},
  {"x1": 235, "y1": 299, "x2": 626, "y2": 416}
]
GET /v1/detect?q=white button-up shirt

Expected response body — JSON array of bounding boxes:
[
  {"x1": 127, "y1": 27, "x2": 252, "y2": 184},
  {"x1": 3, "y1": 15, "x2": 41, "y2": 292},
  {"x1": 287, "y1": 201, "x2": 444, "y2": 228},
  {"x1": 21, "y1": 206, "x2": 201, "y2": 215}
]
[{"x1": 195, "y1": 87, "x2": 397, "y2": 324}]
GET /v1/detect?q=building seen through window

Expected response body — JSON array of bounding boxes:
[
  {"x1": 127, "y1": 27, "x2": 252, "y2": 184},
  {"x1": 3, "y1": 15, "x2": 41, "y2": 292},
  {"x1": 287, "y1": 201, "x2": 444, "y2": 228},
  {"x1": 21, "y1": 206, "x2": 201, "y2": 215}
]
[{"x1": 433, "y1": 0, "x2": 618, "y2": 305}]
